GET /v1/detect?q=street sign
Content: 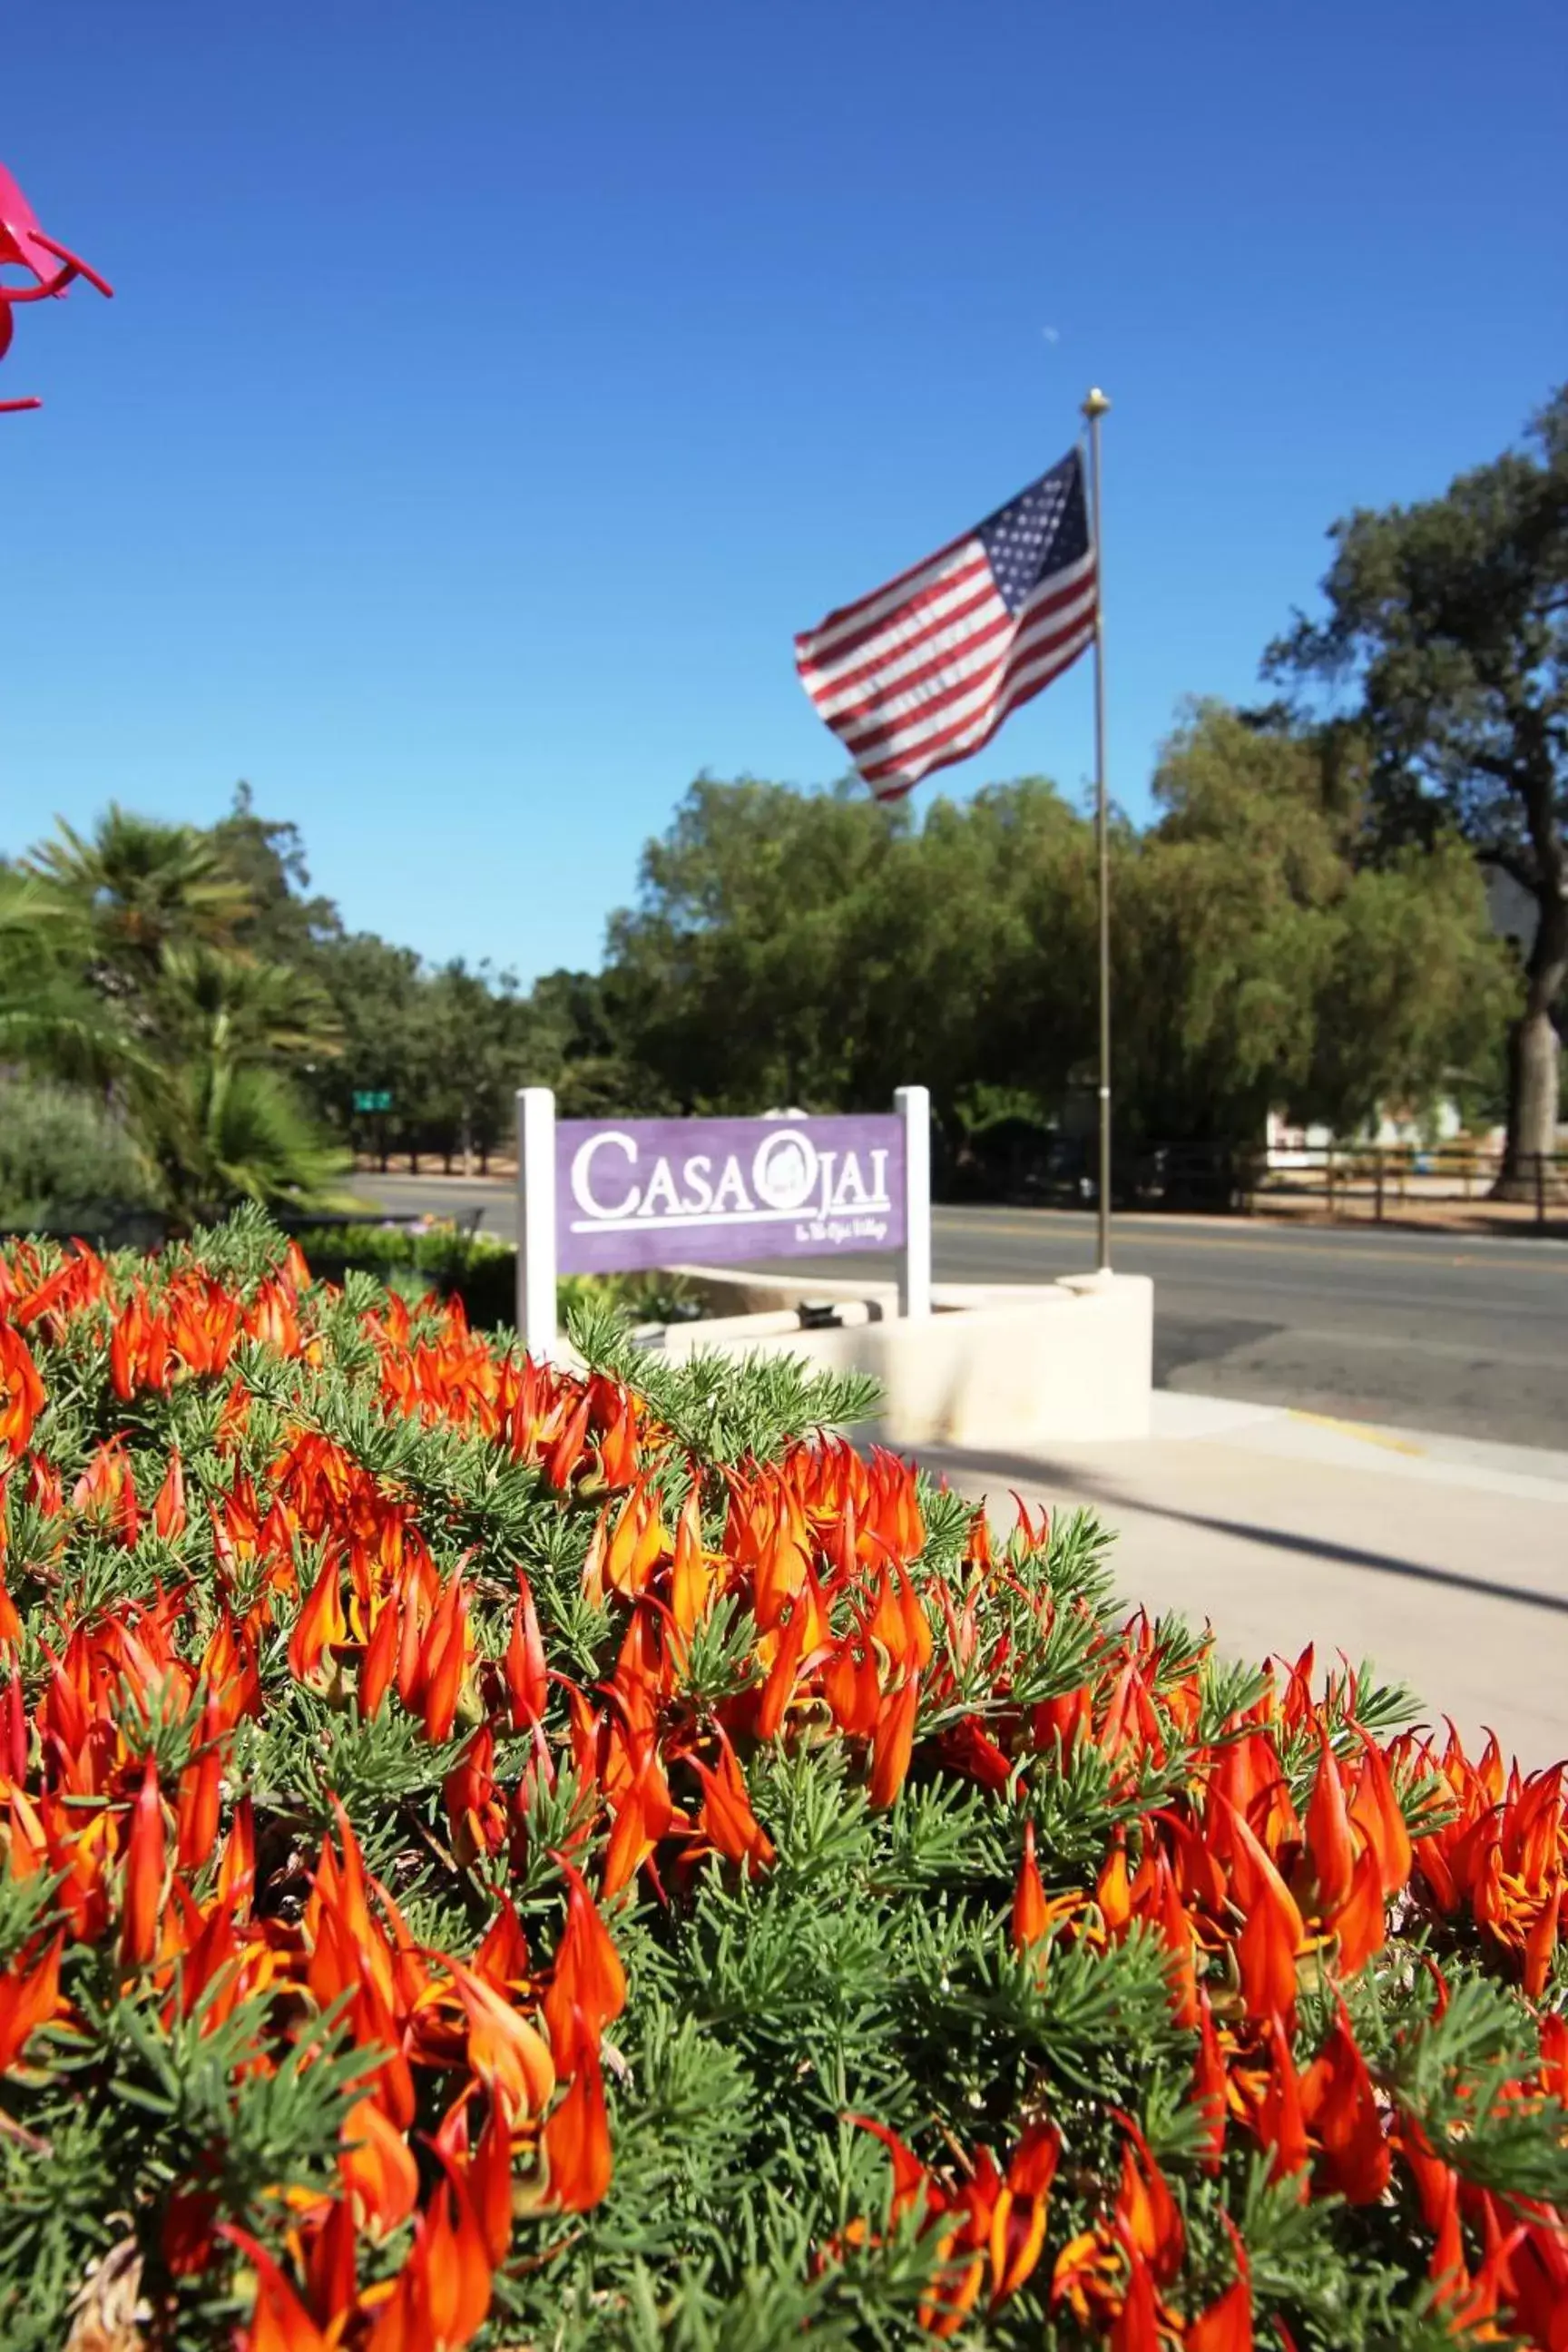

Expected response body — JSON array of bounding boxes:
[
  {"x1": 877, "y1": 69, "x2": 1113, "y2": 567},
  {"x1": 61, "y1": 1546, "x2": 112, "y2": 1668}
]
[{"x1": 353, "y1": 1090, "x2": 393, "y2": 1113}]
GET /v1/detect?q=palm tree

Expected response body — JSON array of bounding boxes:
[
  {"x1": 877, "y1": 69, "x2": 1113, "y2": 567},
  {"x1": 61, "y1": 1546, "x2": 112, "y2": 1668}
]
[
  {"x1": 23, "y1": 805, "x2": 250, "y2": 995},
  {"x1": 140, "y1": 1057, "x2": 353, "y2": 1220},
  {"x1": 0, "y1": 867, "x2": 143, "y2": 1085},
  {"x1": 152, "y1": 941, "x2": 343, "y2": 1066},
  {"x1": 7, "y1": 810, "x2": 352, "y2": 1223},
  {"x1": 130, "y1": 946, "x2": 350, "y2": 1219}
]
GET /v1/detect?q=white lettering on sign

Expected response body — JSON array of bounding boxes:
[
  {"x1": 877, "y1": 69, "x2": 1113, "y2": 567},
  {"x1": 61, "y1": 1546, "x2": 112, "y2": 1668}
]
[
  {"x1": 640, "y1": 1157, "x2": 683, "y2": 1217},
  {"x1": 571, "y1": 1130, "x2": 639, "y2": 1219},
  {"x1": 681, "y1": 1154, "x2": 713, "y2": 1213},
  {"x1": 566, "y1": 1125, "x2": 897, "y2": 1235},
  {"x1": 712, "y1": 1155, "x2": 749, "y2": 1213}
]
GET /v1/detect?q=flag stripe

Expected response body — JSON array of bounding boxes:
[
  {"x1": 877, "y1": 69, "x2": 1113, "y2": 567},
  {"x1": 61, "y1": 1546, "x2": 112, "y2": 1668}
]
[
  {"x1": 864, "y1": 625, "x2": 1095, "y2": 797},
  {"x1": 813, "y1": 577, "x2": 1010, "y2": 723},
  {"x1": 795, "y1": 551, "x2": 991, "y2": 691},
  {"x1": 794, "y1": 534, "x2": 973, "y2": 666},
  {"x1": 854, "y1": 583, "x2": 1097, "y2": 776},
  {"x1": 866, "y1": 615, "x2": 1097, "y2": 788},
  {"x1": 834, "y1": 556, "x2": 1097, "y2": 747},
  {"x1": 835, "y1": 603, "x2": 1016, "y2": 744},
  {"x1": 795, "y1": 446, "x2": 1098, "y2": 799}
]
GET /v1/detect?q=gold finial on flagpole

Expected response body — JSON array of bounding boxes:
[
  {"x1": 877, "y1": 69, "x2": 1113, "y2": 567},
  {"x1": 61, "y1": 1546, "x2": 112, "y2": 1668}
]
[{"x1": 1082, "y1": 386, "x2": 1112, "y2": 419}]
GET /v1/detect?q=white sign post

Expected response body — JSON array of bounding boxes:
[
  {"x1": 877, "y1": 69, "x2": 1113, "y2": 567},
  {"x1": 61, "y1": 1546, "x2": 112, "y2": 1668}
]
[
  {"x1": 894, "y1": 1083, "x2": 931, "y2": 1321},
  {"x1": 515, "y1": 1086, "x2": 558, "y2": 1361}
]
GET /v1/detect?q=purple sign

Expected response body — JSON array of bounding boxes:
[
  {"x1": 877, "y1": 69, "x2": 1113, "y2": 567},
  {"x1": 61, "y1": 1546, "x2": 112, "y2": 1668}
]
[{"x1": 555, "y1": 1114, "x2": 906, "y2": 1275}]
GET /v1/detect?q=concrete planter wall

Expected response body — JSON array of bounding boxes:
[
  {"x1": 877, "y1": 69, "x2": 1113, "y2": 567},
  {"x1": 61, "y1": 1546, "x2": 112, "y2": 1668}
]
[{"x1": 648, "y1": 1267, "x2": 1153, "y2": 1449}]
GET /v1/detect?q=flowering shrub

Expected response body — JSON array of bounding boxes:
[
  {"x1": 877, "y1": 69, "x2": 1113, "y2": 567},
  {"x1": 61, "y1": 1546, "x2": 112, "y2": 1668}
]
[{"x1": 0, "y1": 1210, "x2": 1565, "y2": 2350}]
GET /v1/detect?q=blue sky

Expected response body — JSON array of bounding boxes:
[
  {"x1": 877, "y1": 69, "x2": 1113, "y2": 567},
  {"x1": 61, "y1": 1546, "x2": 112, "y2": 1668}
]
[{"x1": 4, "y1": 2, "x2": 1563, "y2": 981}]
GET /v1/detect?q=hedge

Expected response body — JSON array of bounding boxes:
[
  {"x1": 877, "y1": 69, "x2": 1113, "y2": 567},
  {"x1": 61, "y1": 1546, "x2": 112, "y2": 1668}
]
[
  {"x1": 0, "y1": 1210, "x2": 1564, "y2": 2350},
  {"x1": 288, "y1": 1222, "x2": 699, "y2": 1336}
]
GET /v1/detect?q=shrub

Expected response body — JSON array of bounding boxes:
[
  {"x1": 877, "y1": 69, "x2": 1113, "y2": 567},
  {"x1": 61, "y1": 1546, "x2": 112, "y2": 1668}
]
[
  {"x1": 0, "y1": 1210, "x2": 1565, "y2": 2350},
  {"x1": 0, "y1": 1077, "x2": 160, "y2": 1231},
  {"x1": 291, "y1": 1220, "x2": 699, "y2": 1331}
]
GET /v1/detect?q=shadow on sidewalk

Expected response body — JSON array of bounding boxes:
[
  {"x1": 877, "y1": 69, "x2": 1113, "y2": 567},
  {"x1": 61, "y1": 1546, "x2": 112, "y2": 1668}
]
[{"x1": 921, "y1": 1445, "x2": 1568, "y2": 1621}]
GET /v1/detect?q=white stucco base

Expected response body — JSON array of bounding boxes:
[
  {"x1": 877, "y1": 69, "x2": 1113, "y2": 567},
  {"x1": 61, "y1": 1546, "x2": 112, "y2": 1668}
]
[{"x1": 648, "y1": 1268, "x2": 1154, "y2": 1448}]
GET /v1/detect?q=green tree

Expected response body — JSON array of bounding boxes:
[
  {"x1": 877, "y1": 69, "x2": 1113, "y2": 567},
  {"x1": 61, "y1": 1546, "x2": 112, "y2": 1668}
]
[
  {"x1": 10, "y1": 808, "x2": 348, "y2": 1218},
  {"x1": 525, "y1": 967, "x2": 676, "y2": 1119},
  {"x1": 208, "y1": 780, "x2": 345, "y2": 964},
  {"x1": 1118, "y1": 704, "x2": 1512, "y2": 1148},
  {"x1": 1268, "y1": 386, "x2": 1568, "y2": 1191},
  {"x1": 22, "y1": 804, "x2": 250, "y2": 995},
  {"x1": 134, "y1": 1059, "x2": 351, "y2": 1220},
  {"x1": 409, "y1": 958, "x2": 531, "y2": 1173},
  {"x1": 0, "y1": 867, "x2": 137, "y2": 1088},
  {"x1": 305, "y1": 931, "x2": 425, "y2": 1164},
  {"x1": 606, "y1": 777, "x2": 914, "y2": 1112},
  {"x1": 913, "y1": 779, "x2": 1099, "y2": 1130}
]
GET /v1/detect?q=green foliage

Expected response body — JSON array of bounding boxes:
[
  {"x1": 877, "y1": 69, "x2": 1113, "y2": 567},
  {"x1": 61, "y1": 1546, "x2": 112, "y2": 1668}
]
[
  {"x1": 290, "y1": 1221, "x2": 701, "y2": 1331},
  {"x1": 0, "y1": 1078, "x2": 159, "y2": 1229},
  {"x1": 1269, "y1": 382, "x2": 1568, "y2": 1165},
  {"x1": 2, "y1": 1214, "x2": 1565, "y2": 2351},
  {"x1": 1112, "y1": 703, "x2": 1512, "y2": 1142},
  {"x1": 3, "y1": 802, "x2": 349, "y2": 1221}
]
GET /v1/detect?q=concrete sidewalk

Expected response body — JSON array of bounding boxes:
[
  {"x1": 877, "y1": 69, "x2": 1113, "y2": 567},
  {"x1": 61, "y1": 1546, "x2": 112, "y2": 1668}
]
[{"x1": 919, "y1": 1396, "x2": 1568, "y2": 1771}]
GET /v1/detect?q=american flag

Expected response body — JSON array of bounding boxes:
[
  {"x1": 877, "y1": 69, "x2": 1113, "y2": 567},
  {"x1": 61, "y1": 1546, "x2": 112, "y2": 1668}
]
[{"x1": 794, "y1": 447, "x2": 1098, "y2": 800}]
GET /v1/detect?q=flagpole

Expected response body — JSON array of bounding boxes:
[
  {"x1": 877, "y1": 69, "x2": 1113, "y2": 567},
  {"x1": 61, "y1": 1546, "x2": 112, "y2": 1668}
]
[{"x1": 1082, "y1": 386, "x2": 1112, "y2": 1273}]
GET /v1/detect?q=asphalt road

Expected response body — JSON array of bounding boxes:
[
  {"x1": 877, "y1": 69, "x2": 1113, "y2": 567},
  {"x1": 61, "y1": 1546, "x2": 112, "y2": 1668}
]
[{"x1": 359, "y1": 1174, "x2": 1568, "y2": 1450}]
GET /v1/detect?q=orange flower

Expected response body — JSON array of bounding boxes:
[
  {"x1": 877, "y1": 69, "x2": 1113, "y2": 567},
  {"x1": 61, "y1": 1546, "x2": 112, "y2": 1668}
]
[
  {"x1": 670, "y1": 1488, "x2": 715, "y2": 1635},
  {"x1": 0, "y1": 1320, "x2": 46, "y2": 1456},
  {"x1": 1222, "y1": 1798, "x2": 1306, "y2": 2020},
  {"x1": 417, "y1": 1564, "x2": 473, "y2": 1742},
  {"x1": 593, "y1": 1479, "x2": 668, "y2": 1603},
  {"x1": 1303, "y1": 1725, "x2": 1357, "y2": 1917},
  {"x1": 869, "y1": 1671, "x2": 919, "y2": 1809},
  {"x1": 109, "y1": 1288, "x2": 172, "y2": 1401},
  {"x1": 688, "y1": 1730, "x2": 775, "y2": 1875},
  {"x1": 601, "y1": 1733, "x2": 674, "y2": 1897},
  {"x1": 152, "y1": 1446, "x2": 188, "y2": 1540},
  {"x1": 289, "y1": 1551, "x2": 349, "y2": 1686},
  {"x1": 1349, "y1": 1729, "x2": 1414, "y2": 1899},
  {"x1": 501, "y1": 1573, "x2": 548, "y2": 1729},
  {"x1": 1192, "y1": 1993, "x2": 1228, "y2": 2174},
  {"x1": 358, "y1": 1594, "x2": 401, "y2": 1720},
  {"x1": 544, "y1": 2043, "x2": 613, "y2": 2211},
  {"x1": 755, "y1": 1587, "x2": 811, "y2": 1741},
  {"x1": 1011, "y1": 1821, "x2": 1050, "y2": 1954},
  {"x1": 72, "y1": 1438, "x2": 140, "y2": 1547},
  {"x1": 174, "y1": 1699, "x2": 225, "y2": 1871},
  {"x1": 1254, "y1": 2012, "x2": 1310, "y2": 2189},
  {"x1": 221, "y1": 2227, "x2": 343, "y2": 2352},
  {"x1": 1301, "y1": 2005, "x2": 1391, "y2": 2204},
  {"x1": 446, "y1": 1958, "x2": 556, "y2": 2121},
  {"x1": 0, "y1": 1927, "x2": 64, "y2": 2069},
  {"x1": 121, "y1": 1753, "x2": 167, "y2": 1970},
  {"x1": 1187, "y1": 2215, "x2": 1253, "y2": 2352},
  {"x1": 988, "y1": 2122, "x2": 1061, "y2": 2303},
  {"x1": 366, "y1": 2160, "x2": 494, "y2": 2352},
  {"x1": 542, "y1": 1857, "x2": 627, "y2": 2079},
  {"x1": 1112, "y1": 2119, "x2": 1183, "y2": 2286}
]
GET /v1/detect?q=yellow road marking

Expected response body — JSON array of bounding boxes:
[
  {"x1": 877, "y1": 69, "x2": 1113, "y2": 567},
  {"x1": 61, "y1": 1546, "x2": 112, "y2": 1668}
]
[{"x1": 1286, "y1": 1412, "x2": 1426, "y2": 1455}]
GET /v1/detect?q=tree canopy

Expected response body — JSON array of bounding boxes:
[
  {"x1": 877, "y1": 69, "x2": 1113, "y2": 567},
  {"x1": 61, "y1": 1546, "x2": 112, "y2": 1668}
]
[
  {"x1": 5, "y1": 720, "x2": 1509, "y2": 1230},
  {"x1": 1269, "y1": 385, "x2": 1568, "y2": 1183},
  {"x1": 11, "y1": 390, "x2": 1560, "y2": 1219},
  {"x1": 601, "y1": 714, "x2": 1508, "y2": 1161}
]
